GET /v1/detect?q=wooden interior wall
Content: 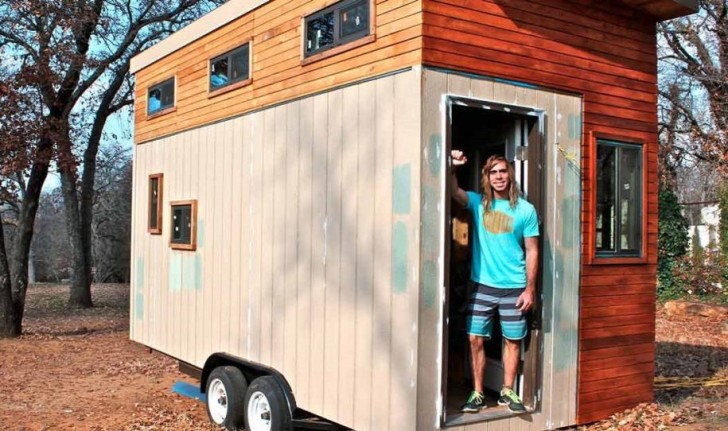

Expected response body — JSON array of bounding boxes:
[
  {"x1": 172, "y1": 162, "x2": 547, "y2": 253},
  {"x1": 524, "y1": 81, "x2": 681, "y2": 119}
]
[
  {"x1": 133, "y1": 0, "x2": 423, "y2": 144},
  {"x1": 422, "y1": 0, "x2": 659, "y2": 424}
]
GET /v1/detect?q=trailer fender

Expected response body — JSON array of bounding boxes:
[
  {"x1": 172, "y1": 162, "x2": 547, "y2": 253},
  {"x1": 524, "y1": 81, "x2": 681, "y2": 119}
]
[{"x1": 200, "y1": 353, "x2": 297, "y2": 417}]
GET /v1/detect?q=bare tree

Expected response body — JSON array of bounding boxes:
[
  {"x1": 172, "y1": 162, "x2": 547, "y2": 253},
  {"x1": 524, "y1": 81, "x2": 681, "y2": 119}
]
[
  {"x1": 31, "y1": 189, "x2": 71, "y2": 283},
  {"x1": 0, "y1": 65, "x2": 43, "y2": 337},
  {"x1": 658, "y1": 0, "x2": 728, "y2": 186},
  {"x1": 0, "y1": 0, "x2": 223, "y2": 336},
  {"x1": 91, "y1": 146, "x2": 132, "y2": 283}
]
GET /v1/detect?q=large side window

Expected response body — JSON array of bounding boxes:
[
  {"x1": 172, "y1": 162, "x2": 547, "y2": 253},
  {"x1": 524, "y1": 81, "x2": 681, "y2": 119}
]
[
  {"x1": 304, "y1": 0, "x2": 370, "y2": 58},
  {"x1": 209, "y1": 43, "x2": 251, "y2": 91},
  {"x1": 595, "y1": 139, "x2": 643, "y2": 258},
  {"x1": 147, "y1": 77, "x2": 175, "y2": 115},
  {"x1": 170, "y1": 200, "x2": 197, "y2": 251}
]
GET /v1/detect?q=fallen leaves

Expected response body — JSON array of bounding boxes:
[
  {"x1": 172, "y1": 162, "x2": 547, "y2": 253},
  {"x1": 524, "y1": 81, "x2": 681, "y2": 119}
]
[{"x1": 580, "y1": 306, "x2": 728, "y2": 431}]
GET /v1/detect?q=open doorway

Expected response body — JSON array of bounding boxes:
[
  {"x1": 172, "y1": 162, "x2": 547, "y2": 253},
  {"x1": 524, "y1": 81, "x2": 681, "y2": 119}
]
[{"x1": 443, "y1": 97, "x2": 544, "y2": 426}]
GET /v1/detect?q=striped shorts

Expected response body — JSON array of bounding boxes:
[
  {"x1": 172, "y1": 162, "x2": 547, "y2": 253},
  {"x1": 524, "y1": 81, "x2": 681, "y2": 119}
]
[{"x1": 466, "y1": 282, "x2": 527, "y2": 340}]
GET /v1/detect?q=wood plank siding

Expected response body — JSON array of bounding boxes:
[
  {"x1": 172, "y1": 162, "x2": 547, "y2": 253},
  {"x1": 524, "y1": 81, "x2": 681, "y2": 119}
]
[
  {"x1": 131, "y1": 69, "x2": 423, "y2": 431},
  {"x1": 133, "y1": 0, "x2": 423, "y2": 144},
  {"x1": 421, "y1": 1, "x2": 660, "y2": 424}
]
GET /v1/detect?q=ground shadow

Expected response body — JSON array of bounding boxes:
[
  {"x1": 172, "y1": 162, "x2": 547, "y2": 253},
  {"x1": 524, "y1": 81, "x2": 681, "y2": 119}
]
[{"x1": 655, "y1": 341, "x2": 728, "y2": 405}]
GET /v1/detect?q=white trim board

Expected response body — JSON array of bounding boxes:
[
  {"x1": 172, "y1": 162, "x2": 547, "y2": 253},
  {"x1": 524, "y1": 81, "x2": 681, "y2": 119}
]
[{"x1": 130, "y1": 0, "x2": 270, "y2": 75}]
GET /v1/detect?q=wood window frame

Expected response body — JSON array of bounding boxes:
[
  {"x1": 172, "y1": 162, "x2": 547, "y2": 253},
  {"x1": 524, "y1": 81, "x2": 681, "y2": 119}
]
[
  {"x1": 169, "y1": 200, "x2": 198, "y2": 251},
  {"x1": 148, "y1": 173, "x2": 163, "y2": 234},
  {"x1": 207, "y1": 40, "x2": 253, "y2": 98},
  {"x1": 587, "y1": 131, "x2": 648, "y2": 265},
  {"x1": 146, "y1": 76, "x2": 177, "y2": 119},
  {"x1": 300, "y1": 0, "x2": 376, "y2": 66}
]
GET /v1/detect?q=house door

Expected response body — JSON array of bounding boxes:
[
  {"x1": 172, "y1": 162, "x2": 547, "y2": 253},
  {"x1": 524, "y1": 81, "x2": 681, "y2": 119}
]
[{"x1": 444, "y1": 97, "x2": 544, "y2": 424}]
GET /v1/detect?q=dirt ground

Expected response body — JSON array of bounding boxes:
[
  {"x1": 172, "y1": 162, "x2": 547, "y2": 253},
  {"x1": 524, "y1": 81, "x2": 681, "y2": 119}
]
[
  {"x1": 0, "y1": 284, "x2": 218, "y2": 431},
  {"x1": 1, "y1": 284, "x2": 726, "y2": 431}
]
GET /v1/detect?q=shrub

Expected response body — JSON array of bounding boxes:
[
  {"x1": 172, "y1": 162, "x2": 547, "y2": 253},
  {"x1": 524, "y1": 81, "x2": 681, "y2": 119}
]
[
  {"x1": 672, "y1": 249, "x2": 727, "y2": 304},
  {"x1": 657, "y1": 187, "x2": 689, "y2": 300}
]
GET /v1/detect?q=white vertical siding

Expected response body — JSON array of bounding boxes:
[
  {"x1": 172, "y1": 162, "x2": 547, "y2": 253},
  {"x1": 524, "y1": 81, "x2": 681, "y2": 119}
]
[{"x1": 130, "y1": 68, "x2": 422, "y2": 431}]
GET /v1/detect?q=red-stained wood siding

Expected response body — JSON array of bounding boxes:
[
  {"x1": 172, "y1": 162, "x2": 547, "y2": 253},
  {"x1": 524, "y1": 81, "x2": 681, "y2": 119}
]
[{"x1": 422, "y1": 0, "x2": 659, "y2": 424}]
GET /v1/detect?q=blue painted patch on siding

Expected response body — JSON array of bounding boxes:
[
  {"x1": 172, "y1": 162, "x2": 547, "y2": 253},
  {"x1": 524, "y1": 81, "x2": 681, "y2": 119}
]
[
  {"x1": 195, "y1": 254, "x2": 203, "y2": 291},
  {"x1": 197, "y1": 219, "x2": 205, "y2": 248},
  {"x1": 422, "y1": 260, "x2": 438, "y2": 308},
  {"x1": 134, "y1": 257, "x2": 144, "y2": 320},
  {"x1": 422, "y1": 185, "x2": 439, "y2": 253},
  {"x1": 169, "y1": 253, "x2": 182, "y2": 292},
  {"x1": 427, "y1": 134, "x2": 442, "y2": 177},
  {"x1": 568, "y1": 114, "x2": 581, "y2": 140},
  {"x1": 184, "y1": 254, "x2": 195, "y2": 291},
  {"x1": 393, "y1": 164, "x2": 411, "y2": 215},
  {"x1": 494, "y1": 77, "x2": 539, "y2": 90},
  {"x1": 392, "y1": 222, "x2": 408, "y2": 294}
]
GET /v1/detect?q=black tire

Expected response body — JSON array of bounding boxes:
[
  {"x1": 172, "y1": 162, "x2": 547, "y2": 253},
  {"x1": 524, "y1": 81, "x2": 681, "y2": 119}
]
[
  {"x1": 244, "y1": 375, "x2": 292, "y2": 431},
  {"x1": 206, "y1": 366, "x2": 248, "y2": 430}
]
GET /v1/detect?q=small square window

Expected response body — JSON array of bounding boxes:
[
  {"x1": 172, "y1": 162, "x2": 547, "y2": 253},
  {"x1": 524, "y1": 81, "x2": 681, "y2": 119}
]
[
  {"x1": 148, "y1": 174, "x2": 163, "y2": 234},
  {"x1": 147, "y1": 78, "x2": 175, "y2": 115},
  {"x1": 304, "y1": 0, "x2": 370, "y2": 58},
  {"x1": 210, "y1": 44, "x2": 250, "y2": 91},
  {"x1": 595, "y1": 139, "x2": 642, "y2": 258},
  {"x1": 170, "y1": 200, "x2": 197, "y2": 251}
]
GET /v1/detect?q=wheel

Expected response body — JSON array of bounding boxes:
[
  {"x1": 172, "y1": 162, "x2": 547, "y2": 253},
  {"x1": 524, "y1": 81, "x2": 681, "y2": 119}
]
[
  {"x1": 206, "y1": 366, "x2": 248, "y2": 429},
  {"x1": 244, "y1": 375, "x2": 292, "y2": 431}
]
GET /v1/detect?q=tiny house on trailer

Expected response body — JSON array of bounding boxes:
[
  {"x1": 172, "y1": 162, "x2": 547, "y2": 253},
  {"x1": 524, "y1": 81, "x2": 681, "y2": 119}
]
[{"x1": 129, "y1": 0, "x2": 697, "y2": 430}]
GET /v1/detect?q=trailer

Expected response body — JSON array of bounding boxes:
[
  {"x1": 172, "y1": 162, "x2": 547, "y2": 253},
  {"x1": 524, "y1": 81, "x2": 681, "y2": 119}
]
[{"x1": 129, "y1": 1, "x2": 698, "y2": 430}]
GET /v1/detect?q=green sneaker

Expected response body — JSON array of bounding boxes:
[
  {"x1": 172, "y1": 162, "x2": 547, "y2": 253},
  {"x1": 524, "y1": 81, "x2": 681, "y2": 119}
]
[
  {"x1": 498, "y1": 388, "x2": 526, "y2": 413},
  {"x1": 461, "y1": 391, "x2": 486, "y2": 413}
]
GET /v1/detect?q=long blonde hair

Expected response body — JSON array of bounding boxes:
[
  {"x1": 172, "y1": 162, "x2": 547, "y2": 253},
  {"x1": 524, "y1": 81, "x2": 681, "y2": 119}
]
[{"x1": 480, "y1": 155, "x2": 519, "y2": 212}]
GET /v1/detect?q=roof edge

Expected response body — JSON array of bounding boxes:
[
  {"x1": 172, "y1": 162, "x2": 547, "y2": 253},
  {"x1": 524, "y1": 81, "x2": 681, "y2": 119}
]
[{"x1": 130, "y1": 0, "x2": 271, "y2": 75}]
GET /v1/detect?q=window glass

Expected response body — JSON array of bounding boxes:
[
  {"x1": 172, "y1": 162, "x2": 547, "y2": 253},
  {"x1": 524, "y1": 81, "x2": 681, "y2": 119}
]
[
  {"x1": 209, "y1": 44, "x2": 250, "y2": 91},
  {"x1": 304, "y1": 0, "x2": 370, "y2": 58},
  {"x1": 172, "y1": 204, "x2": 192, "y2": 244},
  {"x1": 147, "y1": 78, "x2": 174, "y2": 114},
  {"x1": 149, "y1": 176, "x2": 160, "y2": 232},
  {"x1": 340, "y1": 1, "x2": 368, "y2": 39},
  {"x1": 595, "y1": 139, "x2": 642, "y2": 257},
  {"x1": 619, "y1": 146, "x2": 642, "y2": 253},
  {"x1": 596, "y1": 145, "x2": 615, "y2": 252},
  {"x1": 230, "y1": 45, "x2": 250, "y2": 82},
  {"x1": 306, "y1": 12, "x2": 335, "y2": 54},
  {"x1": 210, "y1": 57, "x2": 229, "y2": 89}
]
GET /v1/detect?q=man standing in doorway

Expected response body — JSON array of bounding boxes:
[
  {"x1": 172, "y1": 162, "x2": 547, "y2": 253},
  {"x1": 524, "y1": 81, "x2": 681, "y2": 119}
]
[{"x1": 450, "y1": 150, "x2": 539, "y2": 414}]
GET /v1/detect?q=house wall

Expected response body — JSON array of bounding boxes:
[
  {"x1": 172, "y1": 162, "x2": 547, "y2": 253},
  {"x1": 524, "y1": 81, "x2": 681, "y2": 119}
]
[
  {"x1": 130, "y1": 68, "x2": 422, "y2": 431},
  {"x1": 416, "y1": 68, "x2": 582, "y2": 431},
  {"x1": 133, "y1": 0, "x2": 423, "y2": 144},
  {"x1": 421, "y1": 0, "x2": 659, "y2": 423}
]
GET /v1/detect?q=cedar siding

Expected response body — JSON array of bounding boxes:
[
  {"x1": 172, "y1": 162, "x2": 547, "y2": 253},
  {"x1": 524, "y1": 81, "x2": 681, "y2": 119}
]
[
  {"x1": 133, "y1": 0, "x2": 423, "y2": 144},
  {"x1": 421, "y1": 0, "x2": 659, "y2": 424}
]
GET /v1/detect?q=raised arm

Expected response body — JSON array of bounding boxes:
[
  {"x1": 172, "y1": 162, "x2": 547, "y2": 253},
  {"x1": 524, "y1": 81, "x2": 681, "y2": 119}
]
[{"x1": 451, "y1": 150, "x2": 469, "y2": 207}]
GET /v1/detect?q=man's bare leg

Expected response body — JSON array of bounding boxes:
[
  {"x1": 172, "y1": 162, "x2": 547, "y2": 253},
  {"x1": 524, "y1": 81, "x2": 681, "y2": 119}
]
[
  {"x1": 499, "y1": 338, "x2": 526, "y2": 412},
  {"x1": 502, "y1": 338, "x2": 520, "y2": 389},
  {"x1": 469, "y1": 334, "x2": 486, "y2": 393}
]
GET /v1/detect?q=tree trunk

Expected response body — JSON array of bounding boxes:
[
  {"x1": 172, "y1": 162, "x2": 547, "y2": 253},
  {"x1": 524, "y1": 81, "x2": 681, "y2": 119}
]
[
  {"x1": 61, "y1": 168, "x2": 93, "y2": 308},
  {"x1": 0, "y1": 221, "x2": 19, "y2": 338},
  {"x1": 62, "y1": 66, "x2": 126, "y2": 308},
  {"x1": 0, "y1": 137, "x2": 54, "y2": 337}
]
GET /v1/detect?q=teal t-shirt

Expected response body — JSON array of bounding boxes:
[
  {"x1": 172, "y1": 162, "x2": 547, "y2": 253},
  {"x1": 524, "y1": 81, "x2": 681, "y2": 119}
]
[{"x1": 465, "y1": 191, "x2": 539, "y2": 288}]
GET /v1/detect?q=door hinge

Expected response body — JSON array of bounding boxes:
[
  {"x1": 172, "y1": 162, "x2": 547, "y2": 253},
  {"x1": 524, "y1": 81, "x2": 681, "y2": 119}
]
[{"x1": 516, "y1": 146, "x2": 527, "y2": 161}]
